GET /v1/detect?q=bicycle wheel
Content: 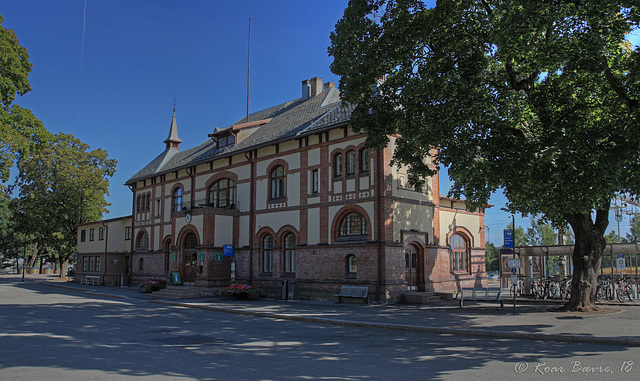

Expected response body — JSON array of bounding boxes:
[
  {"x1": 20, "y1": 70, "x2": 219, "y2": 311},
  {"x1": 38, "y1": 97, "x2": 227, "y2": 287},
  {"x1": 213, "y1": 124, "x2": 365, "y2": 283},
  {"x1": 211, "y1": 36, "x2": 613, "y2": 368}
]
[{"x1": 616, "y1": 285, "x2": 625, "y2": 303}]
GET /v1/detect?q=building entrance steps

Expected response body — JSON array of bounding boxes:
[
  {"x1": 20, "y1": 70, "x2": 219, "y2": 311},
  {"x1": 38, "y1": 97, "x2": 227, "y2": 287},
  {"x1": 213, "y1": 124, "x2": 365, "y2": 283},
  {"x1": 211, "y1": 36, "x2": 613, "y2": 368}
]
[
  {"x1": 401, "y1": 291, "x2": 444, "y2": 304},
  {"x1": 151, "y1": 285, "x2": 201, "y2": 299}
]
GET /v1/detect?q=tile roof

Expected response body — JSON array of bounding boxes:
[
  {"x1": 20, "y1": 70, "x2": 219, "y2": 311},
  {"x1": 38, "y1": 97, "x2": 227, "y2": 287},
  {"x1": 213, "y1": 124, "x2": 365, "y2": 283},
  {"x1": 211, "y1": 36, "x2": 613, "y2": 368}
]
[{"x1": 126, "y1": 86, "x2": 352, "y2": 184}]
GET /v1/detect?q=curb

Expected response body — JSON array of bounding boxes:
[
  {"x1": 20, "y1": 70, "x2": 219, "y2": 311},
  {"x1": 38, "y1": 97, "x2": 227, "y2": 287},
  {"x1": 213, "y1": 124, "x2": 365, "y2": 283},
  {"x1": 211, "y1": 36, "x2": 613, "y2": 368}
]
[
  {"x1": 41, "y1": 282, "x2": 640, "y2": 347},
  {"x1": 154, "y1": 300, "x2": 640, "y2": 347}
]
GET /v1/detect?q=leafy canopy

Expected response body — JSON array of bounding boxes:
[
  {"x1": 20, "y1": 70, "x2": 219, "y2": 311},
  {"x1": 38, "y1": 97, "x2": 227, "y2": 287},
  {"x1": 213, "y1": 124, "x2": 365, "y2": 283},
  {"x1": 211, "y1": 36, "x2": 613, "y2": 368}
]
[
  {"x1": 330, "y1": 0, "x2": 640, "y2": 225},
  {"x1": 0, "y1": 15, "x2": 50, "y2": 182},
  {"x1": 12, "y1": 133, "x2": 117, "y2": 261}
]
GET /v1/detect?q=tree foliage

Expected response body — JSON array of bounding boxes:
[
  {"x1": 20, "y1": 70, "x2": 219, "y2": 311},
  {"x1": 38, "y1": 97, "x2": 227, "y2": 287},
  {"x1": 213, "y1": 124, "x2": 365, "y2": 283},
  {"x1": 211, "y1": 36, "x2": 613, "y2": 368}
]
[
  {"x1": 0, "y1": 15, "x2": 50, "y2": 183},
  {"x1": 330, "y1": 0, "x2": 639, "y2": 311},
  {"x1": 11, "y1": 134, "x2": 117, "y2": 272}
]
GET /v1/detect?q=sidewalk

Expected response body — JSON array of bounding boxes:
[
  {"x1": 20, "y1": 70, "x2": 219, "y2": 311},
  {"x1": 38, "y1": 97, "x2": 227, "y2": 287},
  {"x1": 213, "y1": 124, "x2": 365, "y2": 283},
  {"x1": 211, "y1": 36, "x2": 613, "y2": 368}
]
[{"x1": 11, "y1": 274, "x2": 640, "y2": 346}]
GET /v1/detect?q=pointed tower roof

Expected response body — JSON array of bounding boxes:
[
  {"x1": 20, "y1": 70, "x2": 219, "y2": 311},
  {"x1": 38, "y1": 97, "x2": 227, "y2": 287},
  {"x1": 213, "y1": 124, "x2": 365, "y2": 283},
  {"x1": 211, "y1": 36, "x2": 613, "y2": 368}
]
[{"x1": 164, "y1": 104, "x2": 182, "y2": 150}]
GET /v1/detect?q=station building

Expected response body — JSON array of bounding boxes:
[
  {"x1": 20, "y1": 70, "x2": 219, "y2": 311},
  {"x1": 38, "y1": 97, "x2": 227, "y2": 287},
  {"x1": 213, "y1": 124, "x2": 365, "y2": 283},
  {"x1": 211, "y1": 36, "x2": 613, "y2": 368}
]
[{"x1": 80, "y1": 76, "x2": 488, "y2": 302}]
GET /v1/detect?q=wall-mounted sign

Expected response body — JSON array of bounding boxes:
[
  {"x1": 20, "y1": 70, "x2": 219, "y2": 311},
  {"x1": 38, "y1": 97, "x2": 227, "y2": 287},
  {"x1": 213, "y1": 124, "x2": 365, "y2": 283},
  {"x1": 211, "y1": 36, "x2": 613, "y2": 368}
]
[
  {"x1": 199, "y1": 252, "x2": 205, "y2": 261},
  {"x1": 223, "y1": 245, "x2": 233, "y2": 257},
  {"x1": 172, "y1": 253, "x2": 177, "y2": 261},
  {"x1": 171, "y1": 271, "x2": 182, "y2": 285},
  {"x1": 215, "y1": 252, "x2": 223, "y2": 261}
]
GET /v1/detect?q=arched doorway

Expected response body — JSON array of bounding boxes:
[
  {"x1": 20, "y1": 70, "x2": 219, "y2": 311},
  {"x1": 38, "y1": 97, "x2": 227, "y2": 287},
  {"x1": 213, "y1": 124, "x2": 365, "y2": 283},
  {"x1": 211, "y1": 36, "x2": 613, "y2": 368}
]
[
  {"x1": 182, "y1": 232, "x2": 198, "y2": 283},
  {"x1": 405, "y1": 243, "x2": 422, "y2": 291}
]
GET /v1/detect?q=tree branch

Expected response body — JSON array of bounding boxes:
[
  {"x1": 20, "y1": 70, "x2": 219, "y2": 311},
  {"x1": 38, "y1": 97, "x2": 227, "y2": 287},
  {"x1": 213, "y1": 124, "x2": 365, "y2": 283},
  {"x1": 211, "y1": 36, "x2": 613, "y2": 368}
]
[{"x1": 602, "y1": 59, "x2": 638, "y2": 110}]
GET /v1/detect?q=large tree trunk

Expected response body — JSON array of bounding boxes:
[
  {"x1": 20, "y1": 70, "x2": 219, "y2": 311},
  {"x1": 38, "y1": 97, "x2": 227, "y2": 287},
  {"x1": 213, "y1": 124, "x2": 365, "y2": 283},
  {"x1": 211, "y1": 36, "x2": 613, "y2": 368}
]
[{"x1": 563, "y1": 209, "x2": 608, "y2": 312}]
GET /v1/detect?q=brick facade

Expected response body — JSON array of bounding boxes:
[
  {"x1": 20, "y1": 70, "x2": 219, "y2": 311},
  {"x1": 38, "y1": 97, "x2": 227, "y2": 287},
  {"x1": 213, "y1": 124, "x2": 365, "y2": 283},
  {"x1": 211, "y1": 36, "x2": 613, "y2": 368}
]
[{"x1": 113, "y1": 77, "x2": 488, "y2": 301}]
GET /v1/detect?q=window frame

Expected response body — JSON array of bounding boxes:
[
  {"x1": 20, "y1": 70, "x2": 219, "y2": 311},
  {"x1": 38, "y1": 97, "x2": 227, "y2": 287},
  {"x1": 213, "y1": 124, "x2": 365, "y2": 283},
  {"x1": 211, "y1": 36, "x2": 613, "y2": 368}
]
[
  {"x1": 334, "y1": 153, "x2": 343, "y2": 178},
  {"x1": 450, "y1": 234, "x2": 469, "y2": 273},
  {"x1": 80, "y1": 230, "x2": 86, "y2": 242},
  {"x1": 89, "y1": 228, "x2": 95, "y2": 242},
  {"x1": 346, "y1": 254, "x2": 357, "y2": 278},
  {"x1": 209, "y1": 178, "x2": 237, "y2": 208},
  {"x1": 339, "y1": 212, "x2": 368, "y2": 238},
  {"x1": 262, "y1": 234, "x2": 273, "y2": 274},
  {"x1": 284, "y1": 233, "x2": 296, "y2": 273},
  {"x1": 346, "y1": 150, "x2": 356, "y2": 176},
  {"x1": 360, "y1": 148, "x2": 370, "y2": 173},
  {"x1": 137, "y1": 231, "x2": 149, "y2": 250},
  {"x1": 270, "y1": 165, "x2": 286, "y2": 200},
  {"x1": 173, "y1": 187, "x2": 183, "y2": 212},
  {"x1": 311, "y1": 169, "x2": 319, "y2": 194}
]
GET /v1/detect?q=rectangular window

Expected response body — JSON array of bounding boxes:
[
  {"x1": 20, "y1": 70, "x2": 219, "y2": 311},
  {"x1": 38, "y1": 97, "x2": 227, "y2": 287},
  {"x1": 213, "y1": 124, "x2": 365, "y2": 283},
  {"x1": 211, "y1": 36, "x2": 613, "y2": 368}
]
[
  {"x1": 82, "y1": 256, "x2": 88, "y2": 271},
  {"x1": 156, "y1": 200, "x2": 160, "y2": 216},
  {"x1": 312, "y1": 169, "x2": 319, "y2": 194},
  {"x1": 124, "y1": 226, "x2": 131, "y2": 240},
  {"x1": 80, "y1": 230, "x2": 86, "y2": 242},
  {"x1": 360, "y1": 148, "x2": 369, "y2": 173},
  {"x1": 98, "y1": 227, "x2": 105, "y2": 241},
  {"x1": 89, "y1": 228, "x2": 95, "y2": 241},
  {"x1": 89, "y1": 256, "x2": 94, "y2": 272},
  {"x1": 95, "y1": 256, "x2": 101, "y2": 272}
]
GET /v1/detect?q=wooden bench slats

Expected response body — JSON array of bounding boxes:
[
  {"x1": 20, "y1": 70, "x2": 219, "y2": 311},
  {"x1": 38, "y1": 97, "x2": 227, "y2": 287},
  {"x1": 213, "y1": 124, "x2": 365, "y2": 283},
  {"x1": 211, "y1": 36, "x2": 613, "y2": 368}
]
[{"x1": 458, "y1": 287, "x2": 504, "y2": 308}]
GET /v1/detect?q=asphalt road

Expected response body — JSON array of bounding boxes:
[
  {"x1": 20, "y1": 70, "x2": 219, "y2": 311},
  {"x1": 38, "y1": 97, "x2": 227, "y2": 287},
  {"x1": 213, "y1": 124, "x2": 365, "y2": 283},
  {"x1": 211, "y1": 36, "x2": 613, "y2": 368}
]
[{"x1": 0, "y1": 278, "x2": 638, "y2": 380}]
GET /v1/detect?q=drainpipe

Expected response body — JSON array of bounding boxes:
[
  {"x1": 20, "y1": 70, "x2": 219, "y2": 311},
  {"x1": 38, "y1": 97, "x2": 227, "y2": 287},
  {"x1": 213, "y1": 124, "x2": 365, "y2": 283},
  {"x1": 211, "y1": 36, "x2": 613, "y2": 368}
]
[
  {"x1": 376, "y1": 147, "x2": 383, "y2": 302},
  {"x1": 244, "y1": 150, "x2": 256, "y2": 281},
  {"x1": 127, "y1": 184, "x2": 135, "y2": 282}
]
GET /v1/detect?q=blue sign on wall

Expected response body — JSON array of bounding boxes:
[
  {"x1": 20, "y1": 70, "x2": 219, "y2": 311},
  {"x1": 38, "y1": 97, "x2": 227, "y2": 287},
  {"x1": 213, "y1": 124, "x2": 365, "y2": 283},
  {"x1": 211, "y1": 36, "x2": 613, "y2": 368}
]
[
  {"x1": 504, "y1": 229, "x2": 514, "y2": 248},
  {"x1": 223, "y1": 244, "x2": 234, "y2": 257}
]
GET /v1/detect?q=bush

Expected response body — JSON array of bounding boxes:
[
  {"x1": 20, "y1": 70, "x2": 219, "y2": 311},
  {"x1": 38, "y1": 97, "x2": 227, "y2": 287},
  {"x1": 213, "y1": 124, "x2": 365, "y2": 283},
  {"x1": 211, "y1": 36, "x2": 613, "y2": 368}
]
[{"x1": 139, "y1": 278, "x2": 167, "y2": 293}]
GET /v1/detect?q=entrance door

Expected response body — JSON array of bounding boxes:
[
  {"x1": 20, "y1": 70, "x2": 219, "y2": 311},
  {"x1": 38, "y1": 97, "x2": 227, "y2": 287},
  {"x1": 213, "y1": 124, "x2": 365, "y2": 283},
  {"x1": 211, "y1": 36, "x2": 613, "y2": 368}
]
[
  {"x1": 182, "y1": 232, "x2": 198, "y2": 283},
  {"x1": 183, "y1": 251, "x2": 198, "y2": 283},
  {"x1": 405, "y1": 245, "x2": 419, "y2": 290}
]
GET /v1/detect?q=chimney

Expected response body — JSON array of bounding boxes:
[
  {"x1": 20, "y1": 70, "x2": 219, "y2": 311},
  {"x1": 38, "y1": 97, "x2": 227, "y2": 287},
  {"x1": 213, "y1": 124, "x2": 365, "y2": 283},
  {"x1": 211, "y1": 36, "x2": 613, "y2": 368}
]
[
  {"x1": 310, "y1": 77, "x2": 323, "y2": 97},
  {"x1": 302, "y1": 79, "x2": 311, "y2": 100},
  {"x1": 324, "y1": 82, "x2": 335, "y2": 90}
]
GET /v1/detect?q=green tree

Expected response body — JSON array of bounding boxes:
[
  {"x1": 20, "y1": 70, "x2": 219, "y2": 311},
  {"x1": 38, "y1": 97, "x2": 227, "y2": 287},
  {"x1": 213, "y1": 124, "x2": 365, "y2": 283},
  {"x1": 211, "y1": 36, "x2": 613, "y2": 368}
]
[
  {"x1": 485, "y1": 242, "x2": 499, "y2": 272},
  {"x1": 330, "y1": 0, "x2": 640, "y2": 311},
  {"x1": 525, "y1": 218, "x2": 558, "y2": 246},
  {"x1": 626, "y1": 217, "x2": 640, "y2": 242},
  {"x1": 0, "y1": 15, "x2": 50, "y2": 182},
  {"x1": 605, "y1": 230, "x2": 626, "y2": 244},
  {"x1": 12, "y1": 133, "x2": 117, "y2": 276}
]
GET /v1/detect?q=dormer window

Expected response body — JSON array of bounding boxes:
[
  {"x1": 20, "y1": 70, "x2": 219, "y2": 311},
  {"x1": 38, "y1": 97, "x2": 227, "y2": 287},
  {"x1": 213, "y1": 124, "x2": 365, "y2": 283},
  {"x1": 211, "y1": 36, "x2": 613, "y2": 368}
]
[{"x1": 217, "y1": 134, "x2": 236, "y2": 148}]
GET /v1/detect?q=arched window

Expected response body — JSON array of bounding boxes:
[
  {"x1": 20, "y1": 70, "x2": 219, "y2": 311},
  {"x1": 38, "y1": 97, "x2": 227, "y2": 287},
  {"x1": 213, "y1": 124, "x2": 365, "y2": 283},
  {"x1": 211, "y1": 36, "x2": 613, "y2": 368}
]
[
  {"x1": 346, "y1": 255, "x2": 357, "y2": 276},
  {"x1": 271, "y1": 166, "x2": 286, "y2": 199},
  {"x1": 360, "y1": 148, "x2": 369, "y2": 173},
  {"x1": 173, "y1": 187, "x2": 183, "y2": 212},
  {"x1": 262, "y1": 234, "x2": 273, "y2": 273},
  {"x1": 450, "y1": 234, "x2": 468, "y2": 272},
  {"x1": 339, "y1": 212, "x2": 368, "y2": 237},
  {"x1": 136, "y1": 195, "x2": 141, "y2": 212},
  {"x1": 284, "y1": 233, "x2": 296, "y2": 273},
  {"x1": 146, "y1": 194, "x2": 151, "y2": 211},
  {"x1": 184, "y1": 232, "x2": 197, "y2": 249},
  {"x1": 334, "y1": 153, "x2": 343, "y2": 177},
  {"x1": 209, "y1": 179, "x2": 237, "y2": 208},
  {"x1": 346, "y1": 150, "x2": 356, "y2": 175},
  {"x1": 137, "y1": 231, "x2": 149, "y2": 249}
]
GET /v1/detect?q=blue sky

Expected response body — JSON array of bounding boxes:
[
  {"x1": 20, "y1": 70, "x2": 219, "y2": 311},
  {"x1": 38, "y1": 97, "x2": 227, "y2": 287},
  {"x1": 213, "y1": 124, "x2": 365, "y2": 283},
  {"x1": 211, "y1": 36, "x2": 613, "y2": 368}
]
[{"x1": 1, "y1": 1, "x2": 636, "y2": 244}]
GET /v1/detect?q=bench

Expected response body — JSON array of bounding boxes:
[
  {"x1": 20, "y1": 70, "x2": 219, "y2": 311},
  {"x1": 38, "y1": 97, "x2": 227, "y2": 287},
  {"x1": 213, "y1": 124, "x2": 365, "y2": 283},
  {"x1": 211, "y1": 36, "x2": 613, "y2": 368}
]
[
  {"x1": 80, "y1": 276, "x2": 100, "y2": 285},
  {"x1": 334, "y1": 285, "x2": 369, "y2": 304},
  {"x1": 457, "y1": 287, "x2": 504, "y2": 307}
]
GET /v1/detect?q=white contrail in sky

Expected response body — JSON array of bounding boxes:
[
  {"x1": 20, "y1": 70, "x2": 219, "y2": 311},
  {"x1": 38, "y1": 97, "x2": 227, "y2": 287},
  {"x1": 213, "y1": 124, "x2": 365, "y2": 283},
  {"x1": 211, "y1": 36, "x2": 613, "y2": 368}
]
[{"x1": 77, "y1": 0, "x2": 88, "y2": 128}]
